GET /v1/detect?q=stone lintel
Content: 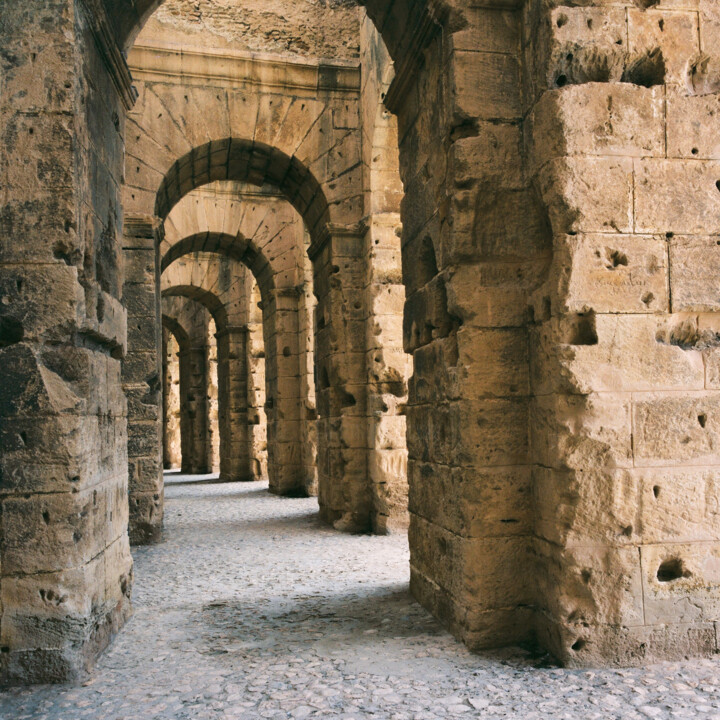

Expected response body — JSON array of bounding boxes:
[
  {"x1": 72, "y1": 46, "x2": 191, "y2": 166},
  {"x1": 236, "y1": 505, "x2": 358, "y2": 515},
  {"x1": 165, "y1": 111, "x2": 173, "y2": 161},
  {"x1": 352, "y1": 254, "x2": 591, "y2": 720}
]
[{"x1": 128, "y1": 44, "x2": 361, "y2": 96}]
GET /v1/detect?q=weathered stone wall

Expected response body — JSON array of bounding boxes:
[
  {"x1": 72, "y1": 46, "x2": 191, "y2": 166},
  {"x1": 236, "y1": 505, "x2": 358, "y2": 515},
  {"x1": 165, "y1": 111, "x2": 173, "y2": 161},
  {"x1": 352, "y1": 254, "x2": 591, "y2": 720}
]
[
  {"x1": 247, "y1": 281, "x2": 269, "y2": 480},
  {"x1": 146, "y1": 0, "x2": 361, "y2": 60},
  {"x1": 525, "y1": 0, "x2": 720, "y2": 667},
  {"x1": 0, "y1": 0, "x2": 133, "y2": 684}
]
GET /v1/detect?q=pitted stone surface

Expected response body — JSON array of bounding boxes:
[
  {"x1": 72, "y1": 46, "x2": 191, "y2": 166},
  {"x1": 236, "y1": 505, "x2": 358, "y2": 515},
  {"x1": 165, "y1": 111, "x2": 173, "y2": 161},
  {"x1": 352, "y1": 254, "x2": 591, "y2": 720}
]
[{"x1": 3, "y1": 473, "x2": 720, "y2": 719}]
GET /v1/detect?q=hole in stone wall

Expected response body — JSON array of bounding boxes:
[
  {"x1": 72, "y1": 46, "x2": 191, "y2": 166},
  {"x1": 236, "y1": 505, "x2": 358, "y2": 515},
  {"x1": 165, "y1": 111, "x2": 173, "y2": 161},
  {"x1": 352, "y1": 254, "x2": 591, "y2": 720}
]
[
  {"x1": 42, "y1": 511, "x2": 50, "y2": 525},
  {"x1": 556, "y1": 74, "x2": 568, "y2": 88},
  {"x1": 621, "y1": 48, "x2": 666, "y2": 87},
  {"x1": 283, "y1": 346, "x2": 291, "y2": 357},
  {"x1": 642, "y1": 292, "x2": 655, "y2": 307},
  {"x1": 341, "y1": 390, "x2": 357, "y2": 408},
  {"x1": 19, "y1": 431, "x2": 27, "y2": 446},
  {"x1": 563, "y1": 313, "x2": 598, "y2": 346},
  {"x1": 557, "y1": 14, "x2": 568, "y2": 28},
  {"x1": 571, "y1": 639, "x2": 587, "y2": 652},
  {"x1": 657, "y1": 558, "x2": 690, "y2": 582},
  {"x1": 653, "y1": 485, "x2": 661, "y2": 499},
  {"x1": 0, "y1": 316, "x2": 24, "y2": 348},
  {"x1": 699, "y1": 413, "x2": 708, "y2": 428},
  {"x1": 634, "y1": 0, "x2": 660, "y2": 8},
  {"x1": 581, "y1": 569, "x2": 592, "y2": 584},
  {"x1": 692, "y1": 148, "x2": 699, "y2": 155}
]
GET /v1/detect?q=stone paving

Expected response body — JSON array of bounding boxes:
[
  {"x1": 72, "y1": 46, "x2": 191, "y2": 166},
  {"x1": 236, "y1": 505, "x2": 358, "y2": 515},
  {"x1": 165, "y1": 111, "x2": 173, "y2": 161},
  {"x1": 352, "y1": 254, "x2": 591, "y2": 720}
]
[{"x1": 2, "y1": 473, "x2": 720, "y2": 720}]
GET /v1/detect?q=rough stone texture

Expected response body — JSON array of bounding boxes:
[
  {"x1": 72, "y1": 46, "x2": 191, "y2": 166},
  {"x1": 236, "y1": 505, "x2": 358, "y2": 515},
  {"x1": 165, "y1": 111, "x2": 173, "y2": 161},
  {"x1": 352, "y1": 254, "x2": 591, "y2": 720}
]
[
  {"x1": 147, "y1": 0, "x2": 362, "y2": 60},
  {"x1": 0, "y1": 0, "x2": 133, "y2": 685},
  {"x1": 123, "y1": 215, "x2": 164, "y2": 545}
]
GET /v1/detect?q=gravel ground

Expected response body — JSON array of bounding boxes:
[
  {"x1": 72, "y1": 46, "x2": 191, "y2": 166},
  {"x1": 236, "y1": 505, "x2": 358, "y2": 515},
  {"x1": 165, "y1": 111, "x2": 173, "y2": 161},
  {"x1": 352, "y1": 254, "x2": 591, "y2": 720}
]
[{"x1": 2, "y1": 473, "x2": 720, "y2": 719}]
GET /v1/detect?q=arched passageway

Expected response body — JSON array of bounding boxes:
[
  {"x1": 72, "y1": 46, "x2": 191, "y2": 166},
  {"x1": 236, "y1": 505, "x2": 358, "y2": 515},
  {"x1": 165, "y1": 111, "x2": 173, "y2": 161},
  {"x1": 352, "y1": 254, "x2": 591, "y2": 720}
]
[{"x1": 4, "y1": 0, "x2": 720, "y2": 690}]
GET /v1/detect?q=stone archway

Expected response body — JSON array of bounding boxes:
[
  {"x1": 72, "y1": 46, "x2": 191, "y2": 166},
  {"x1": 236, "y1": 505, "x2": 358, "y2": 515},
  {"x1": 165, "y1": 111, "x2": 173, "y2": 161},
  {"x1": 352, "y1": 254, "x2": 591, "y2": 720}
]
[{"x1": 6, "y1": 0, "x2": 720, "y2": 687}]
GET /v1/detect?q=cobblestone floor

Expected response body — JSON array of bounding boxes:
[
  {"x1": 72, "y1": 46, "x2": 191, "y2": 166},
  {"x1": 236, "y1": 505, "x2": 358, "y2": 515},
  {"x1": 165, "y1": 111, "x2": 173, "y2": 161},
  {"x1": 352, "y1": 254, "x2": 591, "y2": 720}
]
[{"x1": 2, "y1": 473, "x2": 720, "y2": 719}]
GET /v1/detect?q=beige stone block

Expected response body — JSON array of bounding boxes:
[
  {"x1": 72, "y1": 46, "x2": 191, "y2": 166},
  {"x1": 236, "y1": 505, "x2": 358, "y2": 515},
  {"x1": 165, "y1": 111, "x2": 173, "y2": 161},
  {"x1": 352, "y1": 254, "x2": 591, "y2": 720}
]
[
  {"x1": 449, "y1": 123, "x2": 523, "y2": 191},
  {"x1": 450, "y1": 50, "x2": 521, "y2": 121},
  {"x1": 552, "y1": 233, "x2": 668, "y2": 313},
  {"x1": 669, "y1": 236, "x2": 720, "y2": 311},
  {"x1": 667, "y1": 90, "x2": 720, "y2": 160},
  {"x1": 0, "y1": 556, "x2": 105, "y2": 649},
  {"x1": 409, "y1": 515, "x2": 534, "y2": 611},
  {"x1": 535, "y1": 539, "x2": 645, "y2": 628},
  {"x1": 538, "y1": 156, "x2": 633, "y2": 235},
  {"x1": 530, "y1": 84, "x2": 665, "y2": 169},
  {"x1": 1, "y1": 487, "x2": 108, "y2": 574},
  {"x1": 635, "y1": 159, "x2": 720, "y2": 235},
  {"x1": 535, "y1": 467, "x2": 641, "y2": 547},
  {"x1": 532, "y1": 314, "x2": 704, "y2": 395},
  {"x1": 409, "y1": 461, "x2": 532, "y2": 539},
  {"x1": 445, "y1": 261, "x2": 543, "y2": 329},
  {"x1": 633, "y1": 391, "x2": 720, "y2": 467},
  {"x1": 638, "y1": 467, "x2": 720, "y2": 544},
  {"x1": 453, "y1": 8, "x2": 519, "y2": 54},
  {"x1": 641, "y1": 542, "x2": 720, "y2": 624},
  {"x1": 628, "y1": 8, "x2": 699, "y2": 85},
  {"x1": 457, "y1": 326, "x2": 530, "y2": 397},
  {"x1": 530, "y1": 393, "x2": 633, "y2": 471}
]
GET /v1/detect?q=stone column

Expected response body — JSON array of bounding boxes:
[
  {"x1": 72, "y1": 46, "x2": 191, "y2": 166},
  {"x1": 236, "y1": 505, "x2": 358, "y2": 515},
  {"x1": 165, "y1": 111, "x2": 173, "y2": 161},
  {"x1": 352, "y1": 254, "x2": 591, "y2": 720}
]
[
  {"x1": 247, "y1": 305, "x2": 268, "y2": 480},
  {"x1": 0, "y1": 0, "x2": 133, "y2": 684},
  {"x1": 122, "y1": 215, "x2": 163, "y2": 545},
  {"x1": 162, "y1": 328, "x2": 182, "y2": 469},
  {"x1": 180, "y1": 345, "x2": 211, "y2": 474},
  {"x1": 216, "y1": 326, "x2": 253, "y2": 482},
  {"x1": 384, "y1": 2, "x2": 541, "y2": 652},
  {"x1": 314, "y1": 227, "x2": 372, "y2": 531}
]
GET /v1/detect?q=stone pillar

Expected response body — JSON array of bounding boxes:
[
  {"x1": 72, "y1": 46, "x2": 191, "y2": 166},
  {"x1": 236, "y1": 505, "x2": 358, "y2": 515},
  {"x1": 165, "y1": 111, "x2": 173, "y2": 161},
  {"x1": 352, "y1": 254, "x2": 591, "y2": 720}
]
[
  {"x1": 205, "y1": 319, "x2": 220, "y2": 474},
  {"x1": 314, "y1": 228, "x2": 372, "y2": 531},
  {"x1": 216, "y1": 326, "x2": 253, "y2": 482},
  {"x1": 0, "y1": 0, "x2": 133, "y2": 684},
  {"x1": 162, "y1": 328, "x2": 182, "y2": 469},
  {"x1": 247, "y1": 300, "x2": 268, "y2": 480},
  {"x1": 359, "y1": 16, "x2": 411, "y2": 534},
  {"x1": 385, "y1": 2, "x2": 541, "y2": 651},
  {"x1": 122, "y1": 215, "x2": 163, "y2": 545},
  {"x1": 180, "y1": 345, "x2": 211, "y2": 474}
]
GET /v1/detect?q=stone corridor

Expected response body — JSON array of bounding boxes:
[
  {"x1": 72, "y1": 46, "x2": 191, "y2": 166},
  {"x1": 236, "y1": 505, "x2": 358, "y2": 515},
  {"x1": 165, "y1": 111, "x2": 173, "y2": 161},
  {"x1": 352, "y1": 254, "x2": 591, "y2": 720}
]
[{"x1": 2, "y1": 473, "x2": 720, "y2": 720}]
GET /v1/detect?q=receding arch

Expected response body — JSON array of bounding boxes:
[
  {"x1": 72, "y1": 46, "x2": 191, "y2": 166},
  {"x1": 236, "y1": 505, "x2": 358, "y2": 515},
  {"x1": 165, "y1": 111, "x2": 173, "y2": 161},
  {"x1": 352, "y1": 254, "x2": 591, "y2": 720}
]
[
  {"x1": 161, "y1": 232, "x2": 275, "y2": 299},
  {"x1": 154, "y1": 140, "x2": 331, "y2": 250},
  {"x1": 162, "y1": 313, "x2": 190, "y2": 349},
  {"x1": 162, "y1": 284, "x2": 229, "y2": 330}
]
